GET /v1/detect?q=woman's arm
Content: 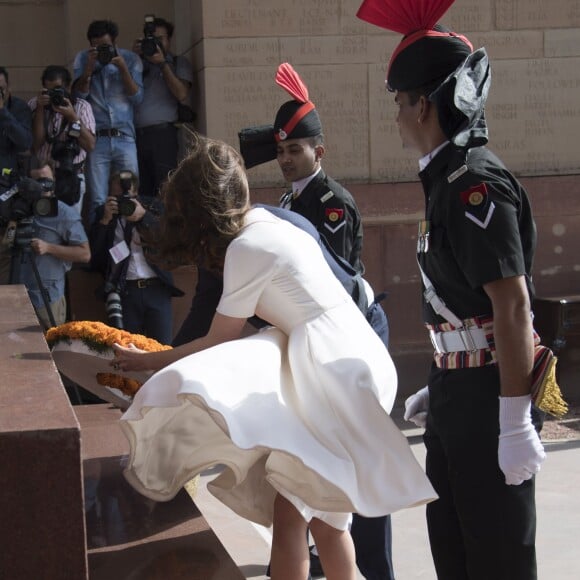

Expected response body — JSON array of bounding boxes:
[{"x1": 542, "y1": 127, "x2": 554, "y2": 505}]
[{"x1": 112, "y1": 312, "x2": 247, "y2": 372}]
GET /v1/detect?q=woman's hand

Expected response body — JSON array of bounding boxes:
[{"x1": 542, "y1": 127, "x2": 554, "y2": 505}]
[{"x1": 112, "y1": 343, "x2": 153, "y2": 372}]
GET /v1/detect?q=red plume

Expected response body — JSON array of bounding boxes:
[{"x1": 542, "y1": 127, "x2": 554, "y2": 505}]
[
  {"x1": 275, "y1": 63, "x2": 309, "y2": 103},
  {"x1": 357, "y1": 0, "x2": 457, "y2": 34}
]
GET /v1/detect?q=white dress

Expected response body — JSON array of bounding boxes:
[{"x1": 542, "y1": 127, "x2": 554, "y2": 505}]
[{"x1": 121, "y1": 208, "x2": 436, "y2": 530}]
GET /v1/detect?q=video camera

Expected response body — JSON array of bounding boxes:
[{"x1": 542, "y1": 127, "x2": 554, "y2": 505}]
[
  {"x1": 0, "y1": 170, "x2": 58, "y2": 226},
  {"x1": 141, "y1": 14, "x2": 163, "y2": 58},
  {"x1": 117, "y1": 170, "x2": 137, "y2": 217},
  {"x1": 96, "y1": 43, "x2": 118, "y2": 66}
]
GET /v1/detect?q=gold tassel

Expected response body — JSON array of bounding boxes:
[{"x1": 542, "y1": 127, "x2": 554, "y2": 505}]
[{"x1": 533, "y1": 356, "x2": 568, "y2": 418}]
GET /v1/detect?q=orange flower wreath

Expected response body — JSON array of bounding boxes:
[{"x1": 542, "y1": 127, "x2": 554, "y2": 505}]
[{"x1": 46, "y1": 321, "x2": 172, "y2": 399}]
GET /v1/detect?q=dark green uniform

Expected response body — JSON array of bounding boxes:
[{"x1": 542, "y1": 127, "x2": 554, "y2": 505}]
[
  {"x1": 418, "y1": 143, "x2": 539, "y2": 580},
  {"x1": 281, "y1": 170, "x2": 364, "y2": 275}
]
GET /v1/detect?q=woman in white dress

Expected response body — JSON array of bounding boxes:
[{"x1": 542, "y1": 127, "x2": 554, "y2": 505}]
[{"x1": 113, "y1": 136, "x2": 436, "y2": 580}]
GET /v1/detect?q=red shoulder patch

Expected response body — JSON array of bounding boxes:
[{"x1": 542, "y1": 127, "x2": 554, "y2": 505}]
[
  {"x1": 460, "y1": 183, "x2": 488, "y2": 206},
  {"x1": 325, "y1": 208, "x2": 344, "y2": 222}
]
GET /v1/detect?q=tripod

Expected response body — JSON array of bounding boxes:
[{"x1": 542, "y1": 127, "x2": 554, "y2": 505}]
[
  {"x1": 8, "y1": 218, "x2": 56, "y2": 328},
  {"x1": 8, "y1": 218, "x2": 87, "y2": 403}
]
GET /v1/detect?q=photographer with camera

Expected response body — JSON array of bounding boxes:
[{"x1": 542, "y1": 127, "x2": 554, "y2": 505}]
[
  {"x1": 28, "y1": 65, "x2": 96, "y2": 213},
  {"x1": 89, "y1": 170, "x2": 182, "y2": 343},
  {"x1": 2, "y1": 161, "x2": 90, "y2": 329},
  {"x1": 72, "y1": 20, "x2": 143, "y2": 225},
  {"x1": 0, "y1": 66, "x2": 32, "y2": 173},
  {"x1": 132, "y1": 16, "x2": 192, "y2": 198}
]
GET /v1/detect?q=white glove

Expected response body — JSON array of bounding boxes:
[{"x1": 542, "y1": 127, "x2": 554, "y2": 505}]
[
  {"x1": 404, "y1": 386, "x2": 429, "y2": 428},
  {"x1": 498, "y1": 395, "x2": 546, "y2": 485}
]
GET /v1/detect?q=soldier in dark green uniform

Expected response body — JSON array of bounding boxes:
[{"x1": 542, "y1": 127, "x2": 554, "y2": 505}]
[
  {"x1": 357, "y1": 1, "x2": 545, "y2": 579},
  {"x1": 240, "y1": 63, "x2": 364, "y2": 275}
]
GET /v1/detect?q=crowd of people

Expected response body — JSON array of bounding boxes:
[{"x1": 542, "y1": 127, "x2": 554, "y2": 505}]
[
  {"x1": 0, "y1": 16, "x2": 192, "y2": 335},
  {"x1": 0, "y1": 1, "x2": 553, "y2": 579}
]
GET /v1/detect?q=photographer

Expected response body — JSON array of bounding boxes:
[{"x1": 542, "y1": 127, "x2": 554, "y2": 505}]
[
  {"x1": 72, "y1": 20, "x2": 143, "y2": 225},
  {"x1": 0, "y1": 66, "x2": 32, "y2": 172},
  {"x1": 7, "y1": 161, "x2": 90, "y2": 330},
  {"x1": 28, "y1": 65, "x2": 96, "y2": 213},
  {"x1": 132, "y1": 16, "x2": 192, "y2": 198},
  {"x1": 89, "y1": 170, "x2": 182, "y2": 344}
]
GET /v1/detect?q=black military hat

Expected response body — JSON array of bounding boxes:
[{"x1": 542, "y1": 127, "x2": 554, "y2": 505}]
[
  {"x1": 238, "y1": 125, "x2": 277, "y2": 169},
  {"x1": 357, "y1": 0, "x2": 489, "y2": 147},
  {"x1": 385, "y1": 26, "x2": 473, "y2": 92},
  {"x1": 238, "y1": 63, "x2": 322, "y2": 169},
  {"x1": 273, "y1": 100, "x2": 322, "y2": 142},
  {"x1": 356, "y1": 0, "x2": 473, "y2": 92},
  {"x1": 273, "y1": 63, "x2": 322, "y2": 142}
]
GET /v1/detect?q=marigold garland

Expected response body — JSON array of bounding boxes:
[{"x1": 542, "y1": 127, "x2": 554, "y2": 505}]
[
  {"x1": 46, "y1": 321, "x2": 172, "y2": 397},
  {"x1": 46, "y1": 321, "x2": 173, "y2": 354},
  {"x1": 96, "y1": 372, "x2": 143, "y2": 397}
]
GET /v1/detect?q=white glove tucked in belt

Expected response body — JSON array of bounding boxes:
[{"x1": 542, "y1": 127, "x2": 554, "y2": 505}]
[
  {"x1": 498, "y1": 394, "x2": 546, "y2": 486},
  {"x1": 404, "y1": 386, "x2": 429, "y2": 428}
]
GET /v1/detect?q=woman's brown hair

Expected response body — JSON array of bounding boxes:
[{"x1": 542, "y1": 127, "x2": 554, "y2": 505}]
[{"x1": 152, "y1": 136, "x2": 250, "y2": 272}]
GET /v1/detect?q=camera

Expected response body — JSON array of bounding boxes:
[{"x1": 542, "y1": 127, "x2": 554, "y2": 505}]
[
  {"x1": 117, "y1": 170, "x2": 137, "y2": 217},
  {"x1": 141, "y1": 14, "x2": 162, "y2": 58},
  {"x1": 45, "y1": 86, "x2": 67, "y2": 107},
  {"x1": 51, "y1": 122, "x2": 81, "y2": 174},
  {"x1": 0, "y1": 170, "x2": 58, "y2": 227},
  {"x1": 96, "y1": 43, "x2": 117, "y2": 66}
]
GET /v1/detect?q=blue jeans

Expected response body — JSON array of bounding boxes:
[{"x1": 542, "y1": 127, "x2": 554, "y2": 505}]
[{"x1": 86, "y1": 135, "x2": 138, "y2": 225}]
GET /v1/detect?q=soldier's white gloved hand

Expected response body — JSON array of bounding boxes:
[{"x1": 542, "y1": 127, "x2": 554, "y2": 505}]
[
  {"x1": 404, "y1": 386, "x2": 429, "y2": 428},
  {"x1": 498, "y1": 394, "x2": 546, "y2": 486}
]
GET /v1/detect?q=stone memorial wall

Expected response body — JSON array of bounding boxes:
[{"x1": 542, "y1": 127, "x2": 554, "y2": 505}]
[
  {"x1": 191, "y1": 0, "x2": 580, "y2": 187},
  {"x1": 0, "y1": 0, "x2": 578, "y2": 392}
]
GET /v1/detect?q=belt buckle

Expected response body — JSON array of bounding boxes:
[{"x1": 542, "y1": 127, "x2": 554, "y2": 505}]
[
  {"x1": 429, "y1": 329, "x2": 443, "y2": 354},
  {"x1": 459, "y1": 326, "x2": 477, "y2": 352},
  {"x1": 136, "y1": 279, "x2": 147, "y2": 289}
]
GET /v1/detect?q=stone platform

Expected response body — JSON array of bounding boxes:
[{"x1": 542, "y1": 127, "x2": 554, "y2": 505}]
[
  {"x1": 77, "y1": 404, "x2": 244, "y2": 580},
  {"x1": 0, "y1": 284, "x2": 243, "y2": 580}
]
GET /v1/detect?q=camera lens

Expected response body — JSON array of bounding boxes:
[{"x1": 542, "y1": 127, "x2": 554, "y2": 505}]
[
  {"x1": 106, "y1": 291, "x2": 124, "y2": 329},
  {"x1": 34, "y1": 197, "x2": 56, "y2": 217},
  {"x1": 141, "y1": 37, "x2": 158, "y2": 57},
  {"x1": 97, "y1": 44, "x2": 115, "y2": 66},
  {"x1": 49, "y1": 87, "x2": 66, "y2": 107},
  {"x1": 118, "y1": 195, "x2": 136, "y2": 217}
]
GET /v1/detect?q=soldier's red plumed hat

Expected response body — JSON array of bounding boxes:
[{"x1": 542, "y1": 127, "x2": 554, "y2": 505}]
[
  {"x1": 239, "y1": 63, "x2": 322, "y2": 168},
  {"x1": 356, "y1": 0, "x2": 473, "y2": 92}
]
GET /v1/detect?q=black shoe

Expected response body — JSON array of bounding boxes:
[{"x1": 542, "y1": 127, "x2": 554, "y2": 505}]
[{"x1": 309, "y1": 546, "x2": 324, "y2": 578}]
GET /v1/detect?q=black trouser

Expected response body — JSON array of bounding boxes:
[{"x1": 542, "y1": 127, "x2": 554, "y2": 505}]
[
  {"x1": 136, "y1": 123, "x2": 178, "y2": 197},
  {"x1": 351, "y1": 514, "x2": 395, "y2": 579},
  {"x1": 122, "y1": 280, "x2": 173, "y2": 345},
  {"x1": 424, "y1": 365, "x2": 537, "y2": 580}
]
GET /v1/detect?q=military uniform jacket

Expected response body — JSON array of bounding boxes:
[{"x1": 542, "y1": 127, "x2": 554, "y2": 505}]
[
  {"x1": 281, "y1": 170, "x2": 364, "y2": 274},
  {"x1": 417, "y1": 143, "x2": 536, "y2": 325}
]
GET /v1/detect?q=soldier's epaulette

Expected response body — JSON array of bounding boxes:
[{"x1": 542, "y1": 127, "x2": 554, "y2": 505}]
[
  {"x1": 447, "y1": 164, "x2": 469, "y2": 183},
  {"x1": 319, "y1": 190, "x2": 334, "y2": 203}
]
